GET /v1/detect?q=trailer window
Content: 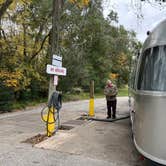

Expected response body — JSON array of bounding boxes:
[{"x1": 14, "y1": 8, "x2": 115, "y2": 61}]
[{"x1": 137, "y1": 46, "x2": 166, "y2": 91}]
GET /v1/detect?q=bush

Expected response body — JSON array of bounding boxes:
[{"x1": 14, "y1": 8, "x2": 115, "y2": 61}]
[
  {"x1": 71, "y1": 87, "x2": 83, "y2": 94},
  {"x1": 0, "y1": 84, "x2": 15, "y2": 112}
]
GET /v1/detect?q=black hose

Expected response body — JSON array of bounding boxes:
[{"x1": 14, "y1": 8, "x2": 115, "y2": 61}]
[
  {"x1": 87, "y1": 115, "x2": 130, "y2": 122},
  {"x1": 41, "y1": 91, "x2": 62, "y2": 136},
  {"x1": 41, "y1": 106, "x2": 56, "y2": 124}
]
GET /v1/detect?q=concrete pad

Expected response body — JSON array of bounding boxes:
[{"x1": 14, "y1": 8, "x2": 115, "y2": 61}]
[
  {"x1": 35, "y1": 119, "x2": 144, "y2": 166},
  {"x1": 0, "y1": 98, "x2": 147, "y2": 165},
  {"x1": 36, "y1": 131, "x2": 76, "y2": 151}
]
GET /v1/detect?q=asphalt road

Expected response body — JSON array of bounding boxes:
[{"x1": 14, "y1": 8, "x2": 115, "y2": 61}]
[{"x1": 0, "y1": 97, "x2": 150, "y2": 166}]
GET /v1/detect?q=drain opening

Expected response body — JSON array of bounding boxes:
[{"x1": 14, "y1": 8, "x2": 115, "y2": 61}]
[{"x1": 59, "y1": 125, "x2": 74, "y2": 130}]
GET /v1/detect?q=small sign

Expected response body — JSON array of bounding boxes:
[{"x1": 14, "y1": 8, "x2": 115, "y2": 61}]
[
  {"x1": 52, "y1": 54, "x2": 62, "y2": 67},
  {"x1": 53, "y1": 54, "x2": 62, "y2": 61},
  {"x1": 54, "y1": 75, "x2": 58, "y2": 85},
  {"x1": 52, "y1": 59, "x2": 62, "y2": 67},
  {"x1": 46, "y1": 64, "x2": 67, "y2": 76}
]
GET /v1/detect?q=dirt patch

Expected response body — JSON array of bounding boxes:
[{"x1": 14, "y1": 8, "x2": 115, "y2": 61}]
[
  {"x1": 21, "y1": 134, "x2": 48, "y2": 145},
  {"x1": 22, "y1": 125, "x2": 73, "y2": 145}
]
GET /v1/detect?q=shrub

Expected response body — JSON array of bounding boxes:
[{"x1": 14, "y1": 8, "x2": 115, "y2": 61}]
[
  {"x1": 0, "y1": 84, "x2": 14, "y2": 112},
  {"x1": 71, "y1": 87, "x2": 83, "y2": 94}
]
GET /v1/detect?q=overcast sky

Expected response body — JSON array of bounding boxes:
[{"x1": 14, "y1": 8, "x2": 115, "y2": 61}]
[{"x1": 103, "y1": 0, "x2": 166, "y2": 42}]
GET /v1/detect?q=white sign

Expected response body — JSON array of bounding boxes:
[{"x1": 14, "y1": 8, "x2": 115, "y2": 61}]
[
  {"x1": 52, "y1": 59, "x2": 62, "y2": 67},
  {"x1": 53, "y1": 54, "x2": 62, "y2": 61},
  {"x1": 46, "y1": 64, "x2": 67, "y2": 76},
  {"x1": 54, "y1": 75, "x2": 58, "y2": 85},
  {"x1": 52, "y1": 54, "x2": 62, "y2": 67}
]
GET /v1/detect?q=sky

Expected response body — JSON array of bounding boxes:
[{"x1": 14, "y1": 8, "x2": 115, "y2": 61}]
[{"x1": 103, "y1": 0, "x2": 166, "y2": 42}]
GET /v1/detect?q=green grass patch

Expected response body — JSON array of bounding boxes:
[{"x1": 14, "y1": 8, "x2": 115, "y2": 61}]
[
  {"x1": 2, "y1": 86, "x2": 129, "y2": 112},
  {"x1": 63, "y1": 86, "x2": 129, "y2": 102},
  {"x1": 118, "y1": 87, "x2": 128, "y2": 97},
  {"x1": 63, "y1": 93, "x2": 89, "y2": 102},
  {"x1": 94, "y1": 86, "x2": 128, "y2": 98},
  {"x1": 11, "y1": 98, "x2": 47, "y2": 110}
]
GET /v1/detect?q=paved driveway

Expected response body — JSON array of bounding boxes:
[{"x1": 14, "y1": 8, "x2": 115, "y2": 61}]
[{"x1": 0, "y1": 97, "x2": 148, "y2": 166}]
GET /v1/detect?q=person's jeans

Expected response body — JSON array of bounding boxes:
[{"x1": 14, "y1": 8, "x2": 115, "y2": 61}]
[{"x1": 107, "y1": 100, "x2": 117, "y2": 118}]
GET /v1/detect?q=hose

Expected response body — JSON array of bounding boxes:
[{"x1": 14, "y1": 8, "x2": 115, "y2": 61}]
[
  {"x1": 87, "y1": 115, "x2": 130, "y2": 122},
  {"x1": 41, "y1": 106, "x2": 58, "y2": 124},
  {"x1": 41, "y1": 91, "x2": 62, "y2": 136}
]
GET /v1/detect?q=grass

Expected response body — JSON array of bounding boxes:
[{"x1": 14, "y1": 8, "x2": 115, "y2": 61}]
[
  {"x1": 2, "y1": 86, "x2": 128, "y2": 112},
  {"x1": 118, "y1": 86, "x2": 129, "y2": 97},
  {"x1": 63, "y1": 86, "x2": 129, "y2": 101},
  {"x1": 11, "y1": 98, "x2": 47, "y2": 110},
  {"x1": 63, "y1": 93, "x2": 89, "y2": 102}
]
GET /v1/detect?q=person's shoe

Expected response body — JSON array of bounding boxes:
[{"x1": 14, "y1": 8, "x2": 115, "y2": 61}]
[
  {"x1": 106, "y1": 116, "x2": 111, "y2": 119},
  {"x1": 112, "y1": 116, "x2": 116, "y2": 119}
]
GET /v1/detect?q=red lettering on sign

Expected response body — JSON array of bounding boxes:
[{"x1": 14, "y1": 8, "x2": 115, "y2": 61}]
[
  {"x1": 50, "y1": 67, "x2": 54, "y2": 72},
  {"x1": 55, "y1": 68, "x2": 64, "y2": 74}
]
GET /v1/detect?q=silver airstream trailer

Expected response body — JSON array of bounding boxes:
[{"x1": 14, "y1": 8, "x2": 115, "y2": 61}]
[{"x1": 129, "y1": 19, "x2": 166, "y2": 165}]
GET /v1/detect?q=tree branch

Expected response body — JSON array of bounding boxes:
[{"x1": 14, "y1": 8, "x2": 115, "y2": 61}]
[
  {"x1": 0, "y1": 27, "x2": 7, "y2": 40},
  {"x1": 0, "y1": 0, "x2": 13, "y2": 19},
  {"x1": 30, "y1": 33, "x2": 50, "y2": 61},
  {"x1": 32, "y1": 24, "x2": 45, "y2": 54}
]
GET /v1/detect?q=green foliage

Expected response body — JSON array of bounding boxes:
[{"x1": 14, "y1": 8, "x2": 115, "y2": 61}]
[
  {"x1": 118, "y1": 86, "x2": 128, "y2": 96},
  {"x1": 71, "y1": 87, "x2": 83, "y2": 94},
  {"x1": 0, "y1": 0, "x2": 140, "y2": 111},
  {"x1": 0, "y1": 83, "x2": 14, "y2": 112},
  {"x1": 58, "y1": 1, "x2": 140, "y2": 92}
]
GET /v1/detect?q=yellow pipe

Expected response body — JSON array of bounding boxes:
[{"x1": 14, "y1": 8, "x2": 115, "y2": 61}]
[
  {"x1": 47, "y1": 107, "x2": 55, "y2": 137},
  {"x1": 88, "y1": 98, "x2": 94, "y2": 117}
]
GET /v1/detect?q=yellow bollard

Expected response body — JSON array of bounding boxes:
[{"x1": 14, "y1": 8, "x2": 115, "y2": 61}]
[
  {"x1": 89, "y1": 98, "x2": 94, "y2": 117},
  {"x1": 47, "y1": 107, "x2": 55, "y2": 137},
  {"x1": 88, "y1": 80, "x2": 95, "y2": 117}
]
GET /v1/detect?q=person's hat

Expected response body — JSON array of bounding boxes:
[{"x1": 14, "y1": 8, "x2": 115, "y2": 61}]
[{"x1": 107, "y1": 79, "x2": 112, "y2": 85}]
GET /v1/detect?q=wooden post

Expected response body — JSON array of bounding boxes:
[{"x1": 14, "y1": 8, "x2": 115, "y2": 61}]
[
  {"x1": 47, "y1": 0, "x2": 61, "y2": 136},
  {"x1": 48, "y1": 0, "x2": 61, "y2": 100},
  {"x1": 89, "y1": 80, "x2": 94, "y2": 98},
  {"x1": 88, "y1": 80, "x2": 95, "y2": 117}
]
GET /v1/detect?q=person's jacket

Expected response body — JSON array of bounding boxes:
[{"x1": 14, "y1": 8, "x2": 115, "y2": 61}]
[{"x1": 104, "y1": 84, "x2": 118, "y2": 101}]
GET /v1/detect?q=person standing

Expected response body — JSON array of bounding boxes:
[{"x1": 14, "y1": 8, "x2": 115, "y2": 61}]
[{"x1": 104, "y1": 80, "x2": 118, "y2": 119}]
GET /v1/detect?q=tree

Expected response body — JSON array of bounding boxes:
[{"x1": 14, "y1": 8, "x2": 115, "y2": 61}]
[
  {"x1": 0, "y1": 0, "x2": 13, "y2": 19},
  {"x1": 0, "y1": 0, "x2": 140, "y2": 111},
  {"x1": 0, "y1": 0, "x2": 51, "y2": 106}
]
